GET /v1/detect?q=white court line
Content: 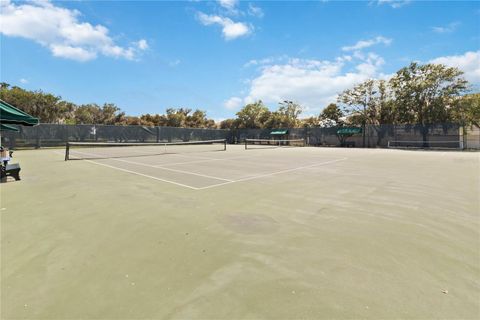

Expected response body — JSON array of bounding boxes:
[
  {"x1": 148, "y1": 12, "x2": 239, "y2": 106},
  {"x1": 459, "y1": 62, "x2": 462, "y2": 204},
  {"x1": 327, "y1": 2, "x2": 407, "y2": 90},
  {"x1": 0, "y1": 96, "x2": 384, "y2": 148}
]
[
  {"x1": 54, "y1": 151, "x2": 200, "y2": 190},
  {"x1": 70, "y1": 149, "x2": 233, "y2": 182},
  {"x1": 82, "y1": 159, "x2": 200, "y2": 190},
  {"x1": 196, "y1": 157, "x2": 348, "y2": 190},
  {"x1": 59, "y1": 149, "x2": 348, "y2": 191},
  {"x1": 168, "y1": 152, "x2": 225, "y2": 161},
  {"x1": 110, "y1": 157, "x2": 234, "y2": 182},
  {"x1": 152, "y1": 154, "x2": 262, "y2": 167}
]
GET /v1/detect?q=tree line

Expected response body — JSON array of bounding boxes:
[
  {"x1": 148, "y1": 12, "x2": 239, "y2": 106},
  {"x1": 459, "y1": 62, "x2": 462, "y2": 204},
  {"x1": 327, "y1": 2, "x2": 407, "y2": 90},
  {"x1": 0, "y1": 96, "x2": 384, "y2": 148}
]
[
  {"x1": 0, "y1": 83, "x2": 216, "y2": 128},
  {"x1": 1, "y1": 62, "x2": 479, "y2": 130}
]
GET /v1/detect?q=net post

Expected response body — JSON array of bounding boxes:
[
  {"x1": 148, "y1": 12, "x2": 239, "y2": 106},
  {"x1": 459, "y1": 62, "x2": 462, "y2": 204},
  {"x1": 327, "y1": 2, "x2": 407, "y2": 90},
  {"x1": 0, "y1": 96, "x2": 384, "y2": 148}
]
[
  {"x1": 65, "y1": 142, "x2": 70, "y2": 161},
  {"x1": 245, "y1": 139, "x2": 247, "y2": 150},
  {"x1": 223, "y1": 139, "x2": 227, "y2": 151}
]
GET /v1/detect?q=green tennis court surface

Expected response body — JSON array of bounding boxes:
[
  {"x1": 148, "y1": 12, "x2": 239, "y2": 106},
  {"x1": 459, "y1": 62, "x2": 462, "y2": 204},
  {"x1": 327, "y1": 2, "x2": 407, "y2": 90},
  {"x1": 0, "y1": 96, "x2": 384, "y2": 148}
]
[{"x1": 2, "y1": 145, "x2": 479, "y2": 319}]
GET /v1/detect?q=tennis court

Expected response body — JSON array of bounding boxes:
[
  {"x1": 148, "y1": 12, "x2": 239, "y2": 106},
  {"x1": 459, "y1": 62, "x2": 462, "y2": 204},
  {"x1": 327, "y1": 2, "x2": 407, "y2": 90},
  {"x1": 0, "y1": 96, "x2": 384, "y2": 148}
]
[
  {"x1": 2, "y1": 144, "x2": 479, "y2": 319},
  {"x1": 64, "y1": 140, "x2": 346, "y2": 190}
]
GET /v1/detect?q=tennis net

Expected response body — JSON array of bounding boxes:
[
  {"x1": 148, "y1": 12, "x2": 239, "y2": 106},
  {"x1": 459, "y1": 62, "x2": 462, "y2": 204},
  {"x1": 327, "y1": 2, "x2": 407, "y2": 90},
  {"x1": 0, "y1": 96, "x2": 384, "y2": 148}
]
[
  {"x1": 245, "y1": 138, "x2": 305, "y2": 150},
  {"x1": 65, "y1": 139, "x2": 227, "y2": 160}
]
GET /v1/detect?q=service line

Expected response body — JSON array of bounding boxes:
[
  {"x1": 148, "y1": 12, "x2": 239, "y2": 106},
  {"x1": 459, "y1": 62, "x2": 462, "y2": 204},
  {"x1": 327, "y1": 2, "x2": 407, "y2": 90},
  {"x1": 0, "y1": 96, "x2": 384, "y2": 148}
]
[{"x1": 196, "y1": 157, "x2": 348, "y2": 190}]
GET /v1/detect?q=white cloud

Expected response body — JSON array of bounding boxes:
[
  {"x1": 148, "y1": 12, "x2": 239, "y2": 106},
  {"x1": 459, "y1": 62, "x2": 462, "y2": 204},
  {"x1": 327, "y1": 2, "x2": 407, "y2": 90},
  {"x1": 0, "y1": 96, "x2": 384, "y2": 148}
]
[
  {"x1": 218, "y1": 0, "x2": 238, "y2": 10},
  {"x1": 0, "y1": 0, "x2": 148, "y2": 62},
  {"x1": 375, "y1": 0, "x2": 411, "y2": 9},
  {"x1": 242, "y1": 53, "x2": 387, "y2": 113},
  {"x1": 432, "y1": 22, "x2": 460, "y2": 34},
  {"x1": 342, "y1": 36, "x2": 392, "y2": 52},
  {"x1": 224, "y1": 97, "x2": 243, "y2": 110},
  {"x1": 50, "y1": 44, "x2": 98, "y2": 61},
  {"x1": 236, "y1": 50, "x2": 479, "y2": 114},
  {"x1": 197, "y1": 12, "x2": 251, "y2": 40},
  {"x1": 217, "y1": 0, "x2": 240, "y2": 15},
  {"x1": 136, "y1": 39, "x2": 149, "y2": 50},
  {"x1": 430, "y1": 51, "x2": 480, "y2": 83},
  {"x1": 243, "y1": 56, "x2": 288, "y2": 68},
  {"x1": 248, "y1": 4, "x2": 264, "y2": 18},
  {"x1": 169, "y1": 59, "x2": 181, "y2": 67},
  {"x1": 19, "y1": 78, "x2": 28, "y2": 84}
]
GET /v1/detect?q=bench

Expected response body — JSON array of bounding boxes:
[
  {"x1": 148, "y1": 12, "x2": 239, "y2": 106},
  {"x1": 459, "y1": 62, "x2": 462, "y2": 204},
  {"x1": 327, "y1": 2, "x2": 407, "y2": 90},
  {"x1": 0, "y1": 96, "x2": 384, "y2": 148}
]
[{"x1": 0, "y1": 163, "x2": 21, "y2": 181}]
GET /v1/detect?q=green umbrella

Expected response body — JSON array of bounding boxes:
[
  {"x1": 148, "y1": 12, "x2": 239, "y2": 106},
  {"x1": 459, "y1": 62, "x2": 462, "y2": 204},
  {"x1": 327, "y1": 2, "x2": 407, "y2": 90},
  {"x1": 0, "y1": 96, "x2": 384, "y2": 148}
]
[
  {"x1": 0, "y1": 100, "x2": 39, "y2": 126},
  {"x1": 0, "y1": 124, "x2": 19, "y2": 132}
]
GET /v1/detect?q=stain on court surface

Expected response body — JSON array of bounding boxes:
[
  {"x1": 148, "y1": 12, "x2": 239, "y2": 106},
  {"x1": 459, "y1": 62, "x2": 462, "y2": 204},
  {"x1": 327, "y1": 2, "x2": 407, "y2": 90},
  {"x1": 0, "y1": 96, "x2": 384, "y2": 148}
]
[{"x1": 219, "y1": 213, "x2": 278, "y2": 234}]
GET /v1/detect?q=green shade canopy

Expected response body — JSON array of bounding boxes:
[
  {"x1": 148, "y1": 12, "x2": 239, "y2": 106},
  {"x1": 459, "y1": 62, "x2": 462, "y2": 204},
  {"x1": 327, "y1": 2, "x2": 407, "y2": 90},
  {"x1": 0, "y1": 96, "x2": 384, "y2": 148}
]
[
  {"x1": 271, "y1": 129, "x2": 288, "y2": 135},
  {"x1": 0, "y1": 124, "x2": 19, "y2": 132},
  {"x1": 337, "y1": 127, "x2": 362, "y2": 135},
  {"x1": 0, "y1": 100, "x2": 39, "y2": 126}
]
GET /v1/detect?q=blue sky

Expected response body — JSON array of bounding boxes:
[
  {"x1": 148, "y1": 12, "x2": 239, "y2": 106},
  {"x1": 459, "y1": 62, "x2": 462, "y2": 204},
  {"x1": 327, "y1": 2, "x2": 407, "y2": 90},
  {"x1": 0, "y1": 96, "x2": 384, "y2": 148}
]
[{"x1": 1, "y1": 0, "x2": 479, "y2": 120}]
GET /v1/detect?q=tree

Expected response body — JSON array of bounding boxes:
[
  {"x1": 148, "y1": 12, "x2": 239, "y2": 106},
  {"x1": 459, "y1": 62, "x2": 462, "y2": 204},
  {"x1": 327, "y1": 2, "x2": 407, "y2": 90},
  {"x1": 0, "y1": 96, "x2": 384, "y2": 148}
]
[
  {"x1": 261, "y1": 101, "x2": 303, "y2": 128},
  {"x1": 301, "y1": 116, "x2": 320, "y2": 128},
  {"x1": 1, "y1": 84, "x2": 75, "y2": 123},
  {"x1": 365, "y1": 80, "x2": 396, "y2": 125},
  {"x1": 235, "y1": 101, "x2": 270, "y2": 128},
  {"x1": 74, "y1": 104, "x2": 103, "y2": 124},
  {"x1": 185, "y1": 109, "x2": 215, "y2": 128},
  {"x1": 337, "y1": 79, "x2": 378, "y2": 146},
  {"x1": 100, "y1": 103, "x2": 124, "y2": 125},
  {"x1": 56, "y1": 101, "x2": 76, "y2": 123},
  {"x1": 338, "y1": 79, "x2": 402, "y2": 146},
  {"x1": 1, "y1": 85, "x2": 38, "y2": 119},
  {"x1": 277, "y1": 100, "x2": 303, "y2": 128},
  {"x1": 264, "y1": 111, "x2": 284, "y2": 128},
  {"x1": 319, "y1": 103, "x2": 344, "y2": 127},
  {"x1": 140, "y1": 114, "x2": 167, "y2": 126},
  {"x1": 449, "y1": 93, "x2": 480, "y2": 128},
  {"x1": 0, "y1": 83, "x2": 222, "y2": 127},
  {"x1": 390, "y1": 62, "x2": 468, "y2": 143},
  {"x1": 121, "y1": 116, "x2": 147, "y2": 126},
  {"x1": 219, "y1": 119, "x2": 238, "y2": 129},
  {"x1": 164, "y1": 108, "x2": 191, "y2": 127}
]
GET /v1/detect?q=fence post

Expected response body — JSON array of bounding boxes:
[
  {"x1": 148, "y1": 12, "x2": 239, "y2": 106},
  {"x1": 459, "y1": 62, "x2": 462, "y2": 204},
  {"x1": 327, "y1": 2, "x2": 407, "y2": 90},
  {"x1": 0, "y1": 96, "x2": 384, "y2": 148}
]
[
  {"x1": 65, "y1": 124, "x2": 69, "y2": 145},
  {"x1": 362, "y1": 123, "x2": 366, "y2": 148},
  {"x1": 459, "y1": 125, "x2": 464, "y2": 150},
  {"x1": 35, "y1": 125, "x2": 41, "y2": 149}
]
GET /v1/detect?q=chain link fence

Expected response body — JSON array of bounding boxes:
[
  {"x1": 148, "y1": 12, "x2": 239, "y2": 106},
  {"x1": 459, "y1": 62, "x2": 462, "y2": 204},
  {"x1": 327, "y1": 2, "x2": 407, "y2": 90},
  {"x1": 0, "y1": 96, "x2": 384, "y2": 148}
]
[
  {"x1": 306, "y1": 123, "x2": 463, "y2": 149},
  {"x1": 1, "y1": 123, "x2": 478, "y2": 150},
  {"x1": 1, "y1": 124, "x2": 231, "y2": 149},
  {"x1": 464, "y1": 125, "x2": 480, "y2": 149},
  {"x1": 232, "y1": 124, "x2": 471, "y2": 149}
]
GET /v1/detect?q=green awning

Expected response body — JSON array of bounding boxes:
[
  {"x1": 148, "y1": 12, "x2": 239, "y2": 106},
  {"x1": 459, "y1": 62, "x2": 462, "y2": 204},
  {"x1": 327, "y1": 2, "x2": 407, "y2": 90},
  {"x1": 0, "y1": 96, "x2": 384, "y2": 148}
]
[
  {"x1": 271, "y1": 129, "x2": 288, "y2": 135},
  {"x1": 0, "y1": 100, "x2": 39, "y2": 126},
  {"x1": 337, "y1": 127, "x2": 362, "y2": 135},
  {"x1": 0, "y1": 124, "x2": 19, "y2": 132}
]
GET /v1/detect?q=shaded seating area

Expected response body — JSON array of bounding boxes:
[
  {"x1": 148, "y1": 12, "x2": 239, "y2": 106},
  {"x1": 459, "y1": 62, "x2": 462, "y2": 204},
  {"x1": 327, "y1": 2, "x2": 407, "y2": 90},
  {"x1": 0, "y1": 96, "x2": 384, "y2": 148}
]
[
  {"x1": 337, "y1": 127, "x2": 362, "y2": 147},
  {"x1": 270, "y1": 129, "x2": 289, "y2": 140},
  {"x1": 0, "y1": 100, "x2": 38, "y2": 182}
]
